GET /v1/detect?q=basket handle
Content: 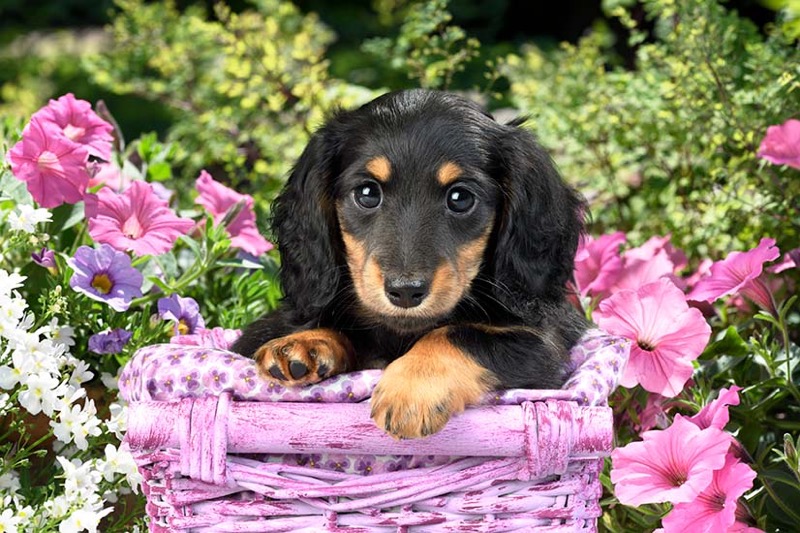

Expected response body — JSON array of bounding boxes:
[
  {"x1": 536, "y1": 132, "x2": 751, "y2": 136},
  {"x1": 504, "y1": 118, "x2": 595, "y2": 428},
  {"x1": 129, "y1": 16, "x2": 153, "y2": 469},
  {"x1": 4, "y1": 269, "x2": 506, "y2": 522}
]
[{"x1": 125, "y1": 393, "x2": 612, "y2": 483}]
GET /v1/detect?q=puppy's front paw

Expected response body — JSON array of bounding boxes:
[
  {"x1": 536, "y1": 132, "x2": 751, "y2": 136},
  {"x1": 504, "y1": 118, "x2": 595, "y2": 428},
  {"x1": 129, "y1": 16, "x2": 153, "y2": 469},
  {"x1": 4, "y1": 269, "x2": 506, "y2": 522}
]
[
  {"x1": 370, "y1": 328, "x2": 497, "y2": 439},
  {"x1": 254, "y1": 329, "x2": 353, "y2": 387}
]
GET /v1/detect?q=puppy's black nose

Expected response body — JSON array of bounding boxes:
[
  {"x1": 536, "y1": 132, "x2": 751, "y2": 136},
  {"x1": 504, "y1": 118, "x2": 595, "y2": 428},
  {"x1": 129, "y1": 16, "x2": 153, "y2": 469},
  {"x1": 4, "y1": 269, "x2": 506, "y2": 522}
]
[{"x1": 385, "y1": 278, "x2": 429, "y2": 308}]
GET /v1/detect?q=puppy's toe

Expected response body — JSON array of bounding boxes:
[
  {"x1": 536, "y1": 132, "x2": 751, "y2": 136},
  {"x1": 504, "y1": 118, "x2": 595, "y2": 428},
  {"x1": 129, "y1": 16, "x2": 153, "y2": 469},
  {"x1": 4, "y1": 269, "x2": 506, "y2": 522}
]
[{"x1": 254, "y1": 329, "x2": 353, "y2": 387}]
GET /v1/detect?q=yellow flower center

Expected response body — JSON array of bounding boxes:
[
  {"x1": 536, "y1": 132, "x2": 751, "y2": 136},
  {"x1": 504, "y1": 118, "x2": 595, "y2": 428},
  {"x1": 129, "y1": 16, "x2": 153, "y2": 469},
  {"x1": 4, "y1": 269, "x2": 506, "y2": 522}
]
[
  {"x1": 91, "y1": 273, "x2": 113, "y2": 294},
  {"x1": 177, "y1": 319, "x2": 190, "y2": 335}
]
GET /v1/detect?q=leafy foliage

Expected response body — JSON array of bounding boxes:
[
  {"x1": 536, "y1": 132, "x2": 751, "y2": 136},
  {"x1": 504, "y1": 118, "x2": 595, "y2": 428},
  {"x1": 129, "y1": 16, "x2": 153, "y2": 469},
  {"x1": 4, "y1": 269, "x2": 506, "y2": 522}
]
[{"x1": 500, "y1": 0, "x2": 800, "y2": 259}]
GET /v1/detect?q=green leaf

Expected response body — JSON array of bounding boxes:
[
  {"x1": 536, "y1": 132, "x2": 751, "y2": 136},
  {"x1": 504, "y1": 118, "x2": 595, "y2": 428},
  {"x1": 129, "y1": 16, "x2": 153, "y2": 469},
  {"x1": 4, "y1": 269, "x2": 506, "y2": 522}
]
[
  {"x1": 49, "y1": 202, "x2": 86, "y2": 232},
  {"x1": 700, "y1": 326, "x2": 749, "y2": 360}
]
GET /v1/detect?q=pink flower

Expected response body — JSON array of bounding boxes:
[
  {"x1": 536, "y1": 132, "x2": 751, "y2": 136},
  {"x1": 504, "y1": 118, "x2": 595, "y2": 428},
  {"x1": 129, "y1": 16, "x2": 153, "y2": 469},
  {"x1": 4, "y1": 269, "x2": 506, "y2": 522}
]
[
  {"x1": 610, "y1": 415, "x2": 731, "y2": 506},
  {"x1": 6, "y1": 117, "x2": 90, "y2": 208},
  {"x1": 768, "y1": 247, "x2": 800, "y2": 274},
  {"x1": 685, "y1": 258, "x2": 714, "y2": 290},
  {"x1": 613, "y1": 248, "x2": 678, "y2": 293},
  {"x1": 87, "y1": 181, "x2": 194, "y2": 256},
  {"x1": 195, "y1": 170, "x2": 273, "y2": 256},
  {"x1": 689, "y1": 386, "x2": 741, "y2": 431},
  {"x1": 595, "y1": 278, "x2": 711, "y2": 396},
  {"x1": 757, "y1": 118, "x2": 800, "y2": 169},
  {"x1": 627, "y1": 235, "x2": 688, "y2": 272},
  {"x1": 637, "y1": 393, "x2": 670, "y2": 432},
  {"x1": 661, "y1": 454, "x2": 757, "y2": 533},
  {"x1": 573, "y1": 232, "x2": 626, "y2": 298},
  {"x1": 687, "y1": 238, "x2": 780, "y2": 313},
  {"x1": 88, "y1": 161, "x2": 129, "y2": 191},
  {"x1": 32, "y1": 93, "x2": 114, "y2": 161}
]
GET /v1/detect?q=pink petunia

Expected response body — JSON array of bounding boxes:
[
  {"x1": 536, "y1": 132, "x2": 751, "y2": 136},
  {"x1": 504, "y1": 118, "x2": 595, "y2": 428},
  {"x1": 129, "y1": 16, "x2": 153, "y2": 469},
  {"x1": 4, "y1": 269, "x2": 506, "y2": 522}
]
[
  {"x1": 87, "y1": 181, "x2": 194, "y2": 256},
  {"x1": 689, "y1": 386, "x2": 741, "y2": 431},
  {"x1": 573, "y1": 232, "x2": 626, "y2": 298},
  {"x1": 612, "y1": 248, "x2": 678, "y2": 293},
  {"x1": 757, "y1": 118, "x2": 800, "y2": 169},
  {"x1": 6, "y1": 117, "x2": 90, "y2": 208},
  {"x1": 610, "y1": 415, "x2": 731, "y2": 506},
  {"x1": 768, "y1": 247, "x2": 800, "y2": 274},
  {"x1": 661, "y1": 454, "x2": 757, "y2": 533},
  {"x1": 687, "y1": 238, "x2": 780, "y2": 313},
  {"x1": 195, "y1": 170, "x2": 273, "y2": 256},
  {"x1": 595, "y1": 278, "x2": 711, "y2": 396},
  {"x1": 626, "y1": 235, "x2": 688, "y2": 272},
  {"x1": 88, "y1": 161, "x2": 129, "y2": 191},
  {"x1": 32, "y1": 93, "x2": 114, "y2": 161}
]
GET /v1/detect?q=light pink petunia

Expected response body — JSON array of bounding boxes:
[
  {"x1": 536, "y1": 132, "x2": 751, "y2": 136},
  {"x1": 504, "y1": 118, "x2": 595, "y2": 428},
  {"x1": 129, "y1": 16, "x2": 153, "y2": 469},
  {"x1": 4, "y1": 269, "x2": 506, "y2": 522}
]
[
  {"x1": 768, "y1": 247, "x2": 800, "y2": 274},
  {"x1": 88, "y1": 161, "x2": 129, "y2": 191},
  {"x1": 573, "y1": 232, "x2": 626, "y2": 298},
  {"x1": 610, "y1": 415, "x2": 731, "y2": 506},
  {"x1": 6, "y1": 117, "x2": 90, "y2": 208},
  {"x1": 595, "y1": 278, "x2": 711, "y2": 396},
  {"x1": 87, "y1": 181, "x2": 194, "y2": 256},
  {"x1": 689, "y1": 386, "x2": 741, "y2": 431},
  {"x1": 195, "y1": 170, "x2": 273, "y2": 256},
  {"x1": 687, "y1": 238, "x2": 780, "y2": 313},
  {"x1": 626, "y1": 235, "x2": 688, "y2": 272},
  {"x1": 612, "y1": 248, "x2": 678, "y2": 293},
  {"x1": 32, "y1": 93, "x2": 114, "y2": 161},
  {"x1": 661, "y1": 454, "x2": 757, "y2": 533},
  {"x1": 757, "y1": 118, "x2": 800, "y2": 169}
]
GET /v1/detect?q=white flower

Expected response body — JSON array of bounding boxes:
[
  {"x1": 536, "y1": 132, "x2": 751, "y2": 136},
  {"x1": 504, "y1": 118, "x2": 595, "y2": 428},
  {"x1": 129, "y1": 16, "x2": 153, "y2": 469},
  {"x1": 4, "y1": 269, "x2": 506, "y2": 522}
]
[
  {"x1": 58, "y1": 507, "x2": 111, "y2": 533},
  {"x1": 0, "y1": 469, "x2": 20, "y2": 495},
  {"x1": 7, "y1": 205, "x2": 52, "y2": 233},
  {"x1": 43, "y1": 319, "x2": 76, "y2": 349},
  {"x1": 56, "y1": 457, "x2": 103, "y2": 502},
  {"x1": 0, "y1": 507, "x2": 21, "y2": 533},
  {"x1": 0, "y1": 271, "x2": 24, "y2": 297},
  {"x1": 18, "y1": 373, "x2": 61, "y2": 416},
  {"x1": 69, "y1": 360, "x2": 94, "y2": 387},
  {"x1": 105, "y1": 402, "x2": 127, "y2": 439},
  {"x1": 51, "y1": 400, "x2": 102, "y2": 450},
  {"x1": 102, "y1": 444, "x2": 142, "y2": 492}
]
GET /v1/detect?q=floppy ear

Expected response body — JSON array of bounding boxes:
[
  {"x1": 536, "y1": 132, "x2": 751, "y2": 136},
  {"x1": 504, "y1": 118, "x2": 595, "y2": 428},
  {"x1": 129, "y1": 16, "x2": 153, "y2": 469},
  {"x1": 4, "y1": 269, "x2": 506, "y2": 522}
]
[
  {"x1": 271, "y1": 125, "x2": 342, "y2": 321},
  {"x1": 489, "y1": 123, "x2": 586, "y2": 311}
]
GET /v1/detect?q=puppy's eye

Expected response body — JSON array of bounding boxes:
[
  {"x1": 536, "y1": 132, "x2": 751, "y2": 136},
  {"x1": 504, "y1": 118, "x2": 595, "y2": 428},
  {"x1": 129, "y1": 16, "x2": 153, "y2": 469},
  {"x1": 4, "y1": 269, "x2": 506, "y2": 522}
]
[
  {"x1": 354, "y1": 182, "x2": 382, "y2": 209},
  {"x1": 446, "y1": 186, "x2": 475, "y2": 213}
]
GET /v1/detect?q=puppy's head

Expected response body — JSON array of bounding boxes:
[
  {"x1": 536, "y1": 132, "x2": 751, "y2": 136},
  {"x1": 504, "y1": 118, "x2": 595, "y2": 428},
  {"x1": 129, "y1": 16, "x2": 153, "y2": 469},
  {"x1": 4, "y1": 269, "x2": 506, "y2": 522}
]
[{"x1": 272, "y1": 89, "x2": 584, "y2": 331}]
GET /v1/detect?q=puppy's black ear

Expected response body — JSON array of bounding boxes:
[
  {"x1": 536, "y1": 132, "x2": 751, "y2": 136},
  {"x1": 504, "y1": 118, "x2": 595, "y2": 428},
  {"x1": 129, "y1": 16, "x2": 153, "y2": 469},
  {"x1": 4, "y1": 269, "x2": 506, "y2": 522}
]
[
  {"x1": 489, "y1": 123, "x2": 586, "y2": 311},
  {"x1": 271, "y1": 124, "x2": 342, "y2": 321}
]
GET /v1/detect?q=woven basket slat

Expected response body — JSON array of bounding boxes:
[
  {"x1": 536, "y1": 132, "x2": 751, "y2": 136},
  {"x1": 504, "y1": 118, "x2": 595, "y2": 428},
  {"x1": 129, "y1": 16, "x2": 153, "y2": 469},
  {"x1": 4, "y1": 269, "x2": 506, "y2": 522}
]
[{"x1": 122, "y1": 332, "x2": 629, "y2": 531}]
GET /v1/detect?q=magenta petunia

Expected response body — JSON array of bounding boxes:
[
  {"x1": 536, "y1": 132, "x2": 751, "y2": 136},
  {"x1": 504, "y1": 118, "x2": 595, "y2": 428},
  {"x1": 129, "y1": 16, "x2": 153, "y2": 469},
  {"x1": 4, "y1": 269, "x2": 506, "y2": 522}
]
[
  {"x1": 6, "y1": 117, "x2": 90, "y2": 208},
  {"x1": 573, "y1": 232, "x2": 626, "y2": 298},
  {"x1": 87, "y1": 181, "x2": 194, "y2": 256},
  {"x1": 757, "y1": 118, "x2": 800, "y2": 169},
  {"x1": 768, "y1": 247, "x2": 800, "y2": 274},
  {"x1": 661, "y1": 454, "x2": 757, "y2": 533},
  {"x1": 610, "y1": 415, "x2": 730, "y2": 506},
  {"x1": 68, "y1": 244, "x2": 143, "y2": 311},
  {"x1": 32, "y1": 93, "x2": 114, "y2": 161},
  {"x1": 689, "y1": 386, "x2": 741, "y2": 431},
  {"x1": 195, "y1": 170, "x2": 273, "y2": 256},
  {"x1": 687, "y1": 238, "x2": 780, "y2": 313},
  {"x1": 595, "y1": 278, "x2": 711, "y2": 397}
]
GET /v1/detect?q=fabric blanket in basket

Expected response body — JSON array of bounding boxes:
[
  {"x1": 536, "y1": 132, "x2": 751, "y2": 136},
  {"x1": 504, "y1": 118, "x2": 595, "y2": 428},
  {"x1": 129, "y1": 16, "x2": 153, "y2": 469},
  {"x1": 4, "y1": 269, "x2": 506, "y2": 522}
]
[{"x1": 119, "y1": 329, "x2": 629, "y2": 531}]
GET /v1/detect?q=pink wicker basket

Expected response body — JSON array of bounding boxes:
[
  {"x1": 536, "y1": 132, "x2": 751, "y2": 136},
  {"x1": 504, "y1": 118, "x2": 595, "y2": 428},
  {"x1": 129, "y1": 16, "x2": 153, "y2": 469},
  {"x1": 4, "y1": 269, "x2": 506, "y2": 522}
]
[{"x1": 119, "y1": 329, "x2": 629, "y2": 532}]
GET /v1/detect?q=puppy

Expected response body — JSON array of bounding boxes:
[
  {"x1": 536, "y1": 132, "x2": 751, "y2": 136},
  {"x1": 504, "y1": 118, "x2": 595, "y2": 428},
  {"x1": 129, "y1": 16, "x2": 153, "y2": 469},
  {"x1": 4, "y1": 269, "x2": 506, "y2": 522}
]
[{"x1": 232, "y1": 89, "x2": 588, "y2": 439}]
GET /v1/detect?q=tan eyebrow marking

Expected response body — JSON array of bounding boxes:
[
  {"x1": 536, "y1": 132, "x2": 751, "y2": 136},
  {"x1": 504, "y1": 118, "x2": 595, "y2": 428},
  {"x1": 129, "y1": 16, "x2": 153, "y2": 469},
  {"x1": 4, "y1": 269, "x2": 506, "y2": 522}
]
[
  {"x1": 437, "y1": 161, "x2": 463, "y2": 186},
  {"x1": 366, "y1": 156, "x2": 392, "y2": 183}
]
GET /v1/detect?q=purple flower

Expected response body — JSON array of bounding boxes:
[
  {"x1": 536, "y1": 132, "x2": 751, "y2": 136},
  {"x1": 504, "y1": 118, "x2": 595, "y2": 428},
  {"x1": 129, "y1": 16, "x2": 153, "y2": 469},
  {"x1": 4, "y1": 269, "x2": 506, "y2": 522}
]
[
  {"x1": 355, "y1": 457, "x2": 376, "y2": 475},
  {"x1": 68, "y1": 244, "x2": 143, "y2": 311},
  {"x1": 183, "y1": 371, "x2": 200, "y2": 391},
  {"x1": 239, "y1": 368, "x2": 259, "y2": 391},
  {"x1": 32, "y1": 247, "x2": 56, "y2": 269},
  {"x1": 326, "y1": 455, "x2": 351, "y2": 472},
  {"x1": 88, "y1": 328, "x2": 133, "y2": 354},
  {"x1": 158, "y1": 294, "x2": 205, "y2": 335},
  {"x1": 203, "y1": 369, "x2": 229, "y2": 391}
]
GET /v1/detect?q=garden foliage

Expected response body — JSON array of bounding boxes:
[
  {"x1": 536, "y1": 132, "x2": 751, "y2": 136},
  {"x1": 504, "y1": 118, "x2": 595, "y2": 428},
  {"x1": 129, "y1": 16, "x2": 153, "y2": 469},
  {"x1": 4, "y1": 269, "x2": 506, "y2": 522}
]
[{"x1": 0, "y1": 0, "x2": 798, "y2": 531}]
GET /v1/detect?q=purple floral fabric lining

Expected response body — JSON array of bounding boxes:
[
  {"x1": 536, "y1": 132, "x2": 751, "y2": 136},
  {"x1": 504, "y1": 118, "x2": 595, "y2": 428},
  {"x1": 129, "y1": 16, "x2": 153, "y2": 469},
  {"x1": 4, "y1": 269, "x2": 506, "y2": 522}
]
[{"x1": 119, "y1": 328, "x2": 629, "y2": 474}]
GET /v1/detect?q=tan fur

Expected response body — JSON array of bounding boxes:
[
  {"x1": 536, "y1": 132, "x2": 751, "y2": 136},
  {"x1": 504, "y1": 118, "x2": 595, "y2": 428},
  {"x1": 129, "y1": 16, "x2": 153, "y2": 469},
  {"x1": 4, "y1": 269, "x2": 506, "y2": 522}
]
[
  {"x1": 366, "y1": 156, "x2": 392, "y2": 183},
  {"x1": 436, "y1": 161, "x2": 463, "y2": 186},
  {"x1": 370, "y1": 327, "x2": 498, "y2": 439},
  {"x1": 254, "y1": 328, "x2": 354, "y2": 386}
]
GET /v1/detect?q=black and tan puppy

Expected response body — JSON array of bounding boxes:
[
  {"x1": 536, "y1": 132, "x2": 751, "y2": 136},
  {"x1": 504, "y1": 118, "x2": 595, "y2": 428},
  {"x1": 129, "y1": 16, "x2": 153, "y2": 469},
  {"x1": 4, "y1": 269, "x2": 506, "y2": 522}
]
[{"x1": 232, "y1": 89, "x2": 588, "y2": 439}]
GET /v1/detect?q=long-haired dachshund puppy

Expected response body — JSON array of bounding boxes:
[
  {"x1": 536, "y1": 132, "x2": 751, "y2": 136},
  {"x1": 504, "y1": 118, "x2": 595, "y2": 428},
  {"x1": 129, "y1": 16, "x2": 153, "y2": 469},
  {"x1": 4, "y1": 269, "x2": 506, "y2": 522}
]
[{"x1": 232, "y1": 89, "x2": 589, "y2": 440}]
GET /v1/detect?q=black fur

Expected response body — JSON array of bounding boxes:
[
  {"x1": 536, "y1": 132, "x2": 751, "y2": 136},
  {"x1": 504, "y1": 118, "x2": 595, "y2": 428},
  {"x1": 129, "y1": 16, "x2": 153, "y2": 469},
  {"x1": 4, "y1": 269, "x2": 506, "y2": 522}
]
[{"x1": 231, "y1": 89, "x2": 589, "y2": 389}]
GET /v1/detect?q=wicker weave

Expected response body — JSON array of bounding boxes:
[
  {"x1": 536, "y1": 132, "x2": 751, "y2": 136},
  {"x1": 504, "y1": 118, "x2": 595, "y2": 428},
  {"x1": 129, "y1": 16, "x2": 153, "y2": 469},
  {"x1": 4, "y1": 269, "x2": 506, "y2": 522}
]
[{"x1": 120, "y1": 331, "x2": 629, "y2": 532}]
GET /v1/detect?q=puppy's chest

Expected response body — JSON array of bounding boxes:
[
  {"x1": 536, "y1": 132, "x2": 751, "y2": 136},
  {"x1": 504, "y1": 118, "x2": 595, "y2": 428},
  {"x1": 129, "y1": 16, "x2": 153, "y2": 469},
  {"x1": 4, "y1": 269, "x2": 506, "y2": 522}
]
[{"x1": 347, "y1": 328, "x2": 421, "y2": 370}]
